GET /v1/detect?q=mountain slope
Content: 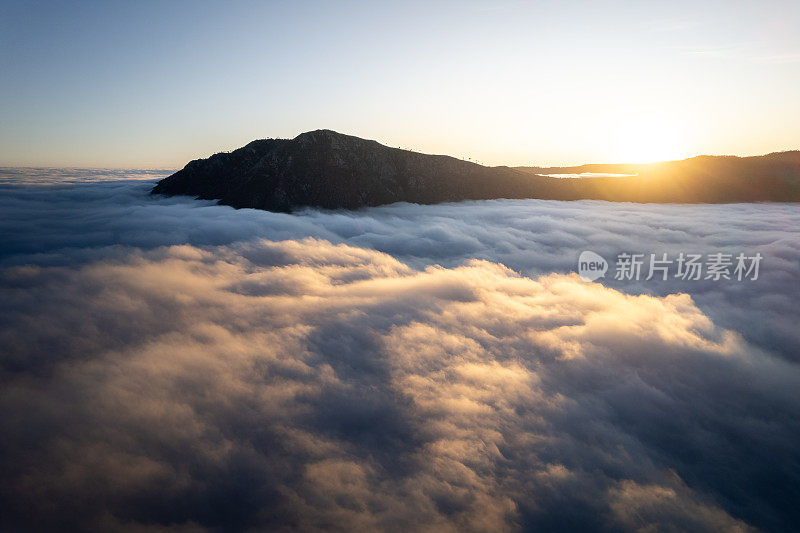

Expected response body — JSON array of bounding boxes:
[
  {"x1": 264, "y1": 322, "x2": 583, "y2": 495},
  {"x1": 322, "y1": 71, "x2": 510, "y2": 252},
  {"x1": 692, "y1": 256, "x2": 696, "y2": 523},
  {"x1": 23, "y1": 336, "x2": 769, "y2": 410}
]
[{"x1": 152, "y1": 130, "x2": 800, "y2": 210}]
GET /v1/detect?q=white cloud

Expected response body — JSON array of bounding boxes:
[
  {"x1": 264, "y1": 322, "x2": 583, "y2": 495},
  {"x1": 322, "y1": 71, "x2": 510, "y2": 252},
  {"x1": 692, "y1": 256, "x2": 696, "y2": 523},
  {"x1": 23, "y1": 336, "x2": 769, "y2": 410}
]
[
  {"x1": 1, "y1": 237, "x2": 797, "y2": 530},
  {"x1": 1, "y1": 170, "x2": 799, "y2": 530}
]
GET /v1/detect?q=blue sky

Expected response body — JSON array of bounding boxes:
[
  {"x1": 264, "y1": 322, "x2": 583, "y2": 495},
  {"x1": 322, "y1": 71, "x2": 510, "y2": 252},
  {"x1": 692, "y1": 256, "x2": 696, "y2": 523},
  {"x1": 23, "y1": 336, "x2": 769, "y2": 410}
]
[{"x1": 1, "y1": 0, "x2": 799, "y2": 167}]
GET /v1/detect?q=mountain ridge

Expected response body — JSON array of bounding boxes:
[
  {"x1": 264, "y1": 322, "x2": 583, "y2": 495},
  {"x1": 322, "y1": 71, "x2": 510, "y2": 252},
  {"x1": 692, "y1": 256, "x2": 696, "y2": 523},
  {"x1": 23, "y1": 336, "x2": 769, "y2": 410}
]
[{"x1": 151, "y1": 130, "x2": 800, "y2": 210}]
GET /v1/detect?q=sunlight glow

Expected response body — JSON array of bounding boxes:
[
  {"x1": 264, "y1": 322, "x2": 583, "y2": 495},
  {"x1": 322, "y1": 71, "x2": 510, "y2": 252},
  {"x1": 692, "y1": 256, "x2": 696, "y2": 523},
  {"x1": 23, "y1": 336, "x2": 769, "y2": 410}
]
[
  {"x1": 609, "y1": 112, "x2": 692, "y2": 164},
  {"x1": 535, "y1": 173, "x2": 638, "y2": 179}
]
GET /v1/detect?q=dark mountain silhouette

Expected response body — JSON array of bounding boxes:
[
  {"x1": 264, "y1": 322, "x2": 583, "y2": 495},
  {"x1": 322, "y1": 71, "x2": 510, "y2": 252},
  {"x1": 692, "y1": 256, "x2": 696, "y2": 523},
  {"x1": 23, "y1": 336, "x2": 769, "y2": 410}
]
[{"x1": 151, "y1": 130, "x2": 800, "y2": 210}]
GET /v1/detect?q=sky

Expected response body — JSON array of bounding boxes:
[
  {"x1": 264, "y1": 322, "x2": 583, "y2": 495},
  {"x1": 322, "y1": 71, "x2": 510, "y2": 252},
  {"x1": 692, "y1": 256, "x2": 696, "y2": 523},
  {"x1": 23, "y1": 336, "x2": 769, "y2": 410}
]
[{"x1": 1, "y1": 0, "x2": 799, "y2": 167}]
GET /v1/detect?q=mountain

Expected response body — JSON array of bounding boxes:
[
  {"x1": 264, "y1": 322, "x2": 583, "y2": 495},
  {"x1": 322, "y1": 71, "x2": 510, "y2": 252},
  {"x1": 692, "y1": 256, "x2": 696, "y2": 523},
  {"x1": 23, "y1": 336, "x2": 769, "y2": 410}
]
[
  {"x1": 515, "y1": 151, "x2": 800, "y2": 203},
  {"x1": 151, "y1": 130, "x2": 800, "y2": 210}
]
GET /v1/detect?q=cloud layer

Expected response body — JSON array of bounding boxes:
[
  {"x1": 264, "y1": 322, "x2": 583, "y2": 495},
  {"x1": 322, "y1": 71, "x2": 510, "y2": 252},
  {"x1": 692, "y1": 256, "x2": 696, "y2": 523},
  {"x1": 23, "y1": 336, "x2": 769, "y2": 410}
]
[
  {"x1": 1, "y1": 170, "x2": 799, "y2": 531},
  {"x1": 2, "y1": 170, "x2": 798, "y2": 361}
]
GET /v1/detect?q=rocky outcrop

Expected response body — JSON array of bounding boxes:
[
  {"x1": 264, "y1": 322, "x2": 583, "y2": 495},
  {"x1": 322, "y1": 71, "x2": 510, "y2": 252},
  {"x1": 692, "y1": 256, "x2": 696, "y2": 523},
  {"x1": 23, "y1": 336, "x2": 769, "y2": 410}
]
[{"x1": 152, "y1": 130, "x2": 800, "y2": 210}]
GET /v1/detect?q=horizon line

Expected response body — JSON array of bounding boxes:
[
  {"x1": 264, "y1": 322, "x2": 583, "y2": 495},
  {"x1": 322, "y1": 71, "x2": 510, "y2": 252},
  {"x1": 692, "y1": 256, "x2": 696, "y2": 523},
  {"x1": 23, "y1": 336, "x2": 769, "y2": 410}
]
[{"x1": 1, "y1": 131, "x2": 798, "y2": 172}]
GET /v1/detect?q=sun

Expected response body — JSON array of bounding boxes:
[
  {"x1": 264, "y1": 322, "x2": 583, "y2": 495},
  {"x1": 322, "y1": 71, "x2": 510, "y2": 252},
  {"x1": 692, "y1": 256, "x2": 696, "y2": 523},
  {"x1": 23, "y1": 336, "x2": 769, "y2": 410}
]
[{"x1": 609, "y1": 112, "x2": 692, "y2": 163}]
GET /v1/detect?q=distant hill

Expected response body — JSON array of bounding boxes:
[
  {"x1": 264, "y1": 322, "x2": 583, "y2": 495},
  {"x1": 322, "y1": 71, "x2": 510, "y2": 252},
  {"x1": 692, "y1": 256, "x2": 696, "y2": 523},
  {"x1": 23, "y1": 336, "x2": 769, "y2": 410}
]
[{"x1": 151, "y1": 130, "x2": 800, "y2": 210}]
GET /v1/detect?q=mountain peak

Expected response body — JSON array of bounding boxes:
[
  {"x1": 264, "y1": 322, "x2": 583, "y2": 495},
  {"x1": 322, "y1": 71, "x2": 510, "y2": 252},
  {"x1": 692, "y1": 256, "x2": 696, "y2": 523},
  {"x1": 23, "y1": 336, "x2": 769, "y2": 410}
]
[
  {"x1": 152, "y1": 132, "x2": 800, "y2": 211},
  {"x1": 294, "y1": 128, "x2": 343, "y2": 138},
  {"x1": 292, "y1": 129, "x2": 382, "y2": 151}
]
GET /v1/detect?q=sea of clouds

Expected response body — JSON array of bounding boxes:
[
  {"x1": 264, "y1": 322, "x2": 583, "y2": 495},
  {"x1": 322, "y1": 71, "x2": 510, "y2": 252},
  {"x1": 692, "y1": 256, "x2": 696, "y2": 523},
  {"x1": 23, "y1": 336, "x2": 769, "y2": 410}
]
[{"x1": 1, "y1": 168, "x2": 799, "y2": 531}]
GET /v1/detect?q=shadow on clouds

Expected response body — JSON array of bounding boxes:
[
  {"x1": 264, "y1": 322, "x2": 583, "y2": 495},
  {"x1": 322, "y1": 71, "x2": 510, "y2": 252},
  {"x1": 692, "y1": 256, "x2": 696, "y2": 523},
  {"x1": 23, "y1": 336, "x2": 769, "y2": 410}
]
[{"x1": 0, "y1": 169, "x2": 799, "y2": 531}]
